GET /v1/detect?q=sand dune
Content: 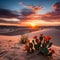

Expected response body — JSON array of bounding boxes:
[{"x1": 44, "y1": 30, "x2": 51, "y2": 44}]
[
  {"x1": 0, "y1": 28, "x2": 60, "y2": 46},
  {"x1": 0, "y1": 28, "x2": 60, "y2": 60},
  {"x1": 25, "y1": 28, "x2": 60, "y2": 46}
]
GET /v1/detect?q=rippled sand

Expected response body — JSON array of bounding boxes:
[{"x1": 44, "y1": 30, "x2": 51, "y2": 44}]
[{"x1": 0, "y1": 28, "x2": 60, "y2": 60}]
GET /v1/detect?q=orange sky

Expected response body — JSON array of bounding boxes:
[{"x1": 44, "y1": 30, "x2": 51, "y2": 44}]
[
  {"x1": 0, "y1": 1, "x2": 60, "y2": 26},
  {"x1": 0, "y1": 20, "x2": 60, "y2": 27}
]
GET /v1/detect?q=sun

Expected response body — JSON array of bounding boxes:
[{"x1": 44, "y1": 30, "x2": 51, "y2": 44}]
[
  {"x1": 31, "y1": 23, "x2": 35, "y2": 27},
  {"x1": 30, "y1": 22, "x2": 37, "y2": 28},
  {"x1": 25, "y1": 20, "x2": 39, "y2": 28}
]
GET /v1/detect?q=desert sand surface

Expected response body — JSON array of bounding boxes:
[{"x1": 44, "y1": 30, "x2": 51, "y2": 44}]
[{"x1": 0, "y1": 28, "x2": 60, "y2": 60}]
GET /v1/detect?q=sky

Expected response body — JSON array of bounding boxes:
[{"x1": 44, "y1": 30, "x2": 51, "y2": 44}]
[{"x1": 0, "y1": 0, "x2": 60, "y2": 26}]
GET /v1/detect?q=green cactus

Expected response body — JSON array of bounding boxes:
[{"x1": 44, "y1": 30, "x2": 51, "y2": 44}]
[
  {"x1": 35, "y1": 39, "x2": 38, "y2": 43},
  {"x1": 48, "y1": 42, "x2": 53, "y2": 48},
  {"x1": 44, "y1": 48, "x2": 49, "y2": 55},
  {"x1": 42, "y1": 42, "x2": 45, "y2": 48},
  {"x1": 44, "y1": 41, "x2": 50, "y2": 48},
  {"x1": 34, "y1": 44, "x2": 39, "y2": 50},
  {"x1": 39, "y1": 36, "x2": 43, "y2": 41},
  {"x1": 29, "y1": 43, "x2": 33, "y2": 49},
  {"x1": 32, "y1": 40, "x2": 35, "y2": 44}
]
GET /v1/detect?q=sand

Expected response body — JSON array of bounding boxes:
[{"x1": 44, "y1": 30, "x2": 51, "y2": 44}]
[{"x1": 0, "y1": 28, "x2": 60, "y2": 60}]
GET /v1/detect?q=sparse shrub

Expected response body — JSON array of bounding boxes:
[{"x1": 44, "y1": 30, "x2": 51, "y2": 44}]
[{"x1": 20, "y1": 35, "x2": 28, "y2": 44}]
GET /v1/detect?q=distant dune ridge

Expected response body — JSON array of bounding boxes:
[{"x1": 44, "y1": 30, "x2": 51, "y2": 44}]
[
  {"x1": 0, "y1": 28, "x2": 60, "y2": 46},
  {"x1": 0, "y1": 26, "x2": 60, "y2": 35}
]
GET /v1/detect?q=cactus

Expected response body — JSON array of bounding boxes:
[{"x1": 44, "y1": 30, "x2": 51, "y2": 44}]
[
  {"x1": 34, "y1": 44, "x2": 39, "y2": 50},
  {"x1": 24, "y1": 34, "x2": 54, "y2": 57},
  {"x1": 39, "y1": 36, "x2": 43, "y2": 41},
  {"x1": 44, "y1": 48, "x2": 49, "y2": 55},
  {"x1": 29, "y1": 43, "x2": 33, "y2": 49},
  {"x1": 32, "y1": 40, "x2": 35, "y2": 44},
  {"x1": 48, "y1": 42, "x2": 53, "y2": 48}
]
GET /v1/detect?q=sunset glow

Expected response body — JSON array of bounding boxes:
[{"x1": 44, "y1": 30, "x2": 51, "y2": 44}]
[
  {"x1": 0, "y1": 0, "x2": 60, "y2": 26},
  {"x1": 20, "y1": 20, "x2": 60, "y2": 27},
  {"x1": 30, "y1": 22, "x2": 37, "y2": 28},
  {"x1": 0, "y1": 18, "x2": 19, "y2": 22}
]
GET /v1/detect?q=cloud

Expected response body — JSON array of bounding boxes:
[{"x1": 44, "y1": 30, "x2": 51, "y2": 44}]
[
  {"x1": 18, "y1": 2, "x2": 24, "y2": 5},
  {"x1": 0, "y1": 2, "x2": 60, "y2": 24},
  {"x1": 0, "y1": 8, "x2": 18, "y2": 18},
  {"x1": 18, "y1": 1, "x2": 42, "y2": 12},
  {"x1": 18, "y1": 5, "x2": 43, "y2": 21},
  {"x1": 52, "y1": 2, "x2": 60, "y2": 10},
  {"x1": 19, "y1": 2, "x2": 60, "y2": 22},
  {"x1": 0, "y1": 18, "x2": 19, "y2": 21},
  {"x1": 19, "y1": 8, "x2": 37, "y2": 20},
  {"x1": 24, "y1": 5, "x2": 42, "y2": 13},
  {"x1": 0, "y1": 2, "x2": 41, "y2": 21},
  {"x1": 21, "y1": 8, "x2": 35, "y2": 16},
  {"x1": 0, "y1": 9, "x2": 20, "y2": 23},
  {"x1": 52, "y1": 2, "x2": 60, "y2": 14},
  {"x1": 18, "y1": 2, "x2": 43, "y2": 20},
  {"x1": 0, "y1": 19, "x2": 19, "y2": 23},
  {"x1": 40, "y1": 2, "x2": 60, "y2": 22}
]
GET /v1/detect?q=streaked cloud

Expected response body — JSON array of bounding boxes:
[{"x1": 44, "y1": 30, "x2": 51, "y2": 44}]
[
  {"x1": 18, "y1": 2, "x2": 60, "y2": 22},
  {"x1": 18, "y1": 2, "x2": 24, "y2": 5},
  {"x1": 0, "y1": 2, "x2": 60, "y2": 26},
  {"x1": 19, "y1": 20, "x2": 60, "y2": 26},
  {"x1": 0, "y1": 9, "x2": 18, "y2": 18},
  {"x1": 0, "y1": 18, "x2": 19, "y2": 22},
  {"x1": 40, "y1": 2, "x2": 60, "y2": 22},
  {"x1": 24, "y1": 5, "x2": 42, "y2": 13},
  {"x1": 0, "y1": 9, "x2": 20, "y2": 23}
]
